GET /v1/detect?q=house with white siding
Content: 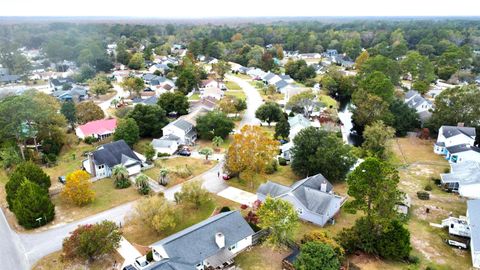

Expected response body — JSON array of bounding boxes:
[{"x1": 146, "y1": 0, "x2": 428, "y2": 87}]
[
  {"x1": 257, "y1": 174, "x2": 344, "y2": 227},
  {"x1": 434, "y1": 125, "x2": 476, "y2": 155}
]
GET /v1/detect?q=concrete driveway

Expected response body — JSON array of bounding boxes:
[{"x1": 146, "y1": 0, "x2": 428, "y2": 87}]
[
  {"x1": 217, "y1": 187, "x2": 258, "y2": 207},
  {"x1": 225, "y1": 74, "x2": 262, "y2": 128},
  {"x1": 117, "y1": 236, "x2": 142, "y2": 268}
]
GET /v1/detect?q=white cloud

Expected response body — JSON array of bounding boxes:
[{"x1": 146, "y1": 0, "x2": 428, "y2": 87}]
[{"x1": 2, "y1": 0, "x2": 480, "y2": 17}]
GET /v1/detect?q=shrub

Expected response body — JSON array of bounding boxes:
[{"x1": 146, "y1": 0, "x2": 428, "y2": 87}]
[
  {"x1": 135, "y1": 174, "x2": 151, "y2": 195},
  {"x1": 424, "y1": 184, "x2": 433, "y2": 191},
  {"x1": 278, "y1": 157, "x2": 287, "y2": 166},
  {"x1": 84, "y1": 136, "x2": 98, "y2": 144},
  {"x1": 265, "y1": 159, "x2": 278, "y2": 174},
  {"x1": 146, "y1": 250, "x2": 153, "y2": 262},
  {"x1": 174, "y1": 165, "x2": 192, "y2": 178},
  {"x1": 219, "y1": 206, "x2": 231, "y2": 213},
  {"x1": 432, "y1": 178, "x2": 441, "y2": 185},
  {"x1": 240, "y1": 204, "x2": 248, "y2": 210},
  {"x1": 407, "y1": 255, "x2": 420, "y2": 264},
  {"x1": 417, "y1": 191, "x2": 430, "y2": 200},
  {"x1": 157, "y1": 152, "x2": 170, "y2": 158},
  {"x1": 115, "y1": 178, "x2": 131, "y2": 189}
]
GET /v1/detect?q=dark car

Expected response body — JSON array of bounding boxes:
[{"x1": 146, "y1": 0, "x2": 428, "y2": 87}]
[
  {"x1": 178, "y1": 149, "x2": 191, "y2": 156},
  {"x1": 122, "y1": 265, "x2": 137, "y2": 270},
  {"x1": 278, "y1": 139, "x2": 288, "y2": 145},
  {"x1": 58, "y1": 176, "x2": 66, "y2": 184}
]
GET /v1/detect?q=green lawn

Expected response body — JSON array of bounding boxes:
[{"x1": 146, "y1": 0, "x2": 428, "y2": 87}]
[
  {"x1": 143, "y1": 157, "x2": 217, "y2": 186},
  {"x1": 225, "y1": 81, "x2": 241, "y2": 90},
  {"x1": 189, "y1": 93, "x2": 201, "y2": 101},
  {"x1": 225, "y1": 90, "x2": 246, "y2": 100},
  {"x1": 319, "y1": 94, "x2": 338, "y2": 109},
  {"x1": 232, "y1": 73, "x2": 251, "y2": 80}
]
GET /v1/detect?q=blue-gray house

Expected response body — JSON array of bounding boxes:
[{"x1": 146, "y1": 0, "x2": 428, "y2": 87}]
[{"x1": 257, "y1": 173, "x2": 345, "y2": 227}]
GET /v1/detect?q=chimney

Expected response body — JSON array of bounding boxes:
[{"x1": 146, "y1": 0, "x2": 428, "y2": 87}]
[
  {"x1": 320, "y1": 181, "x2": 327, "y2": 193},
  {"x1": 88, "y1": 153, "x2": 96, "y2": 177},
  {"x1": 215, "y1": 232, "x2": 225, "y2": 249},
  {"x1": 458, "y1": 122, "x2": 465, "y2": 127}
]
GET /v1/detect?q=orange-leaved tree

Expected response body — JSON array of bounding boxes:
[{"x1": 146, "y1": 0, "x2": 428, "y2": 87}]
[
  {"x1": 224, "y1": 125, "x2": 279, "y2": 189},
  {"x1": 62, "y1": 170, "x2": 95, "y2": 206}
]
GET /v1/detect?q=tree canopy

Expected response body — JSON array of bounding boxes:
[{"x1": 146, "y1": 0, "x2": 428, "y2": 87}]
[
  {"x1": 128, "y1": 104, "x2": 168, "y2": 138},
  {"x1": 196, "y1": 111, "x2": 235, "y2": 140},
  {"x1": 157, "y1": 92, "x2": 189, "y2": 116}
]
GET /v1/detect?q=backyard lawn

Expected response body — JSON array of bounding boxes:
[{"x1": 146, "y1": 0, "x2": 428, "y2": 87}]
[
  {"x1": 225, "y1": 80, "x2": 241, "y2": 90},
  {"x1": 188, "y1": 93, "x2": 200, "y2": 101},
  {"x1": 225, "y1": 90, "x2": 246, "y2": 100},
  {"x1": 143, "y1": 157, "x2": 217, "y2": 186}
]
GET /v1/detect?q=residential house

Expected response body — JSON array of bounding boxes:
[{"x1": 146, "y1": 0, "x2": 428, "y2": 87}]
[
  {"x1": 152, "y1": 135, "x2": 180, "y2": 156},
  {"x1": 49, "y1": 77, "x2": 74, "y2": 91},
  {"x1": 246, "y1": 68, "x2": 266, "y2": 80},
  {"x1": 132, "y1": 96, "x2": 159, "y2": 106},
  {"x1": 441, "y1": 161, "x2": 480, "y2": 198},
  {"x1": 280, "y1": 74, "x2": 294, "y2": 83},
  {"x1": 148, "y1": 211, "x2": 254, "y2": 270},
  {"x1": 288, "y1": 114, "x2": 312, "y2": 140},
  {"x1": 75, "y1": 118, "x2": 117, "y2": 140},
  {"x1": 274, "y1": 80, "x2": 289, "y2": 92},
  {"x1": 468, "y1": 200, "x2": 480, "y2": 269},
  {"x1": 434, "y1": 125, "x2": 476, "y2": 155},
  {"x1": 162, "y1": 118, "x2": 197, "y2": 146},
  {"x1": 262, "y1": 72, "x2": 282, "y2": 85},
  {"x1": 148, "y1": 63, "x2": 171, "y2": 74},
  {"x1": 298, "y1": 53, "x2": 321, "y2": 59},
  {"x1": 404, "y1": 90, "x2": 433, "y2": 124},
  {"x1": 257, "y1": 174, "x2": 344, "y2": 226},
  {"x1": 200, "y1": 87, "x2": 224, "y2": 100},
  {"x1": 83, "y1": 140, "x2": 143, "y2": 178},
  {"x1": 52, "y1": 85, "x2": 88, "y2": 102},
  {"x1": 0, "y1": 74, "x2": 21, "y2": 84},
  {"x1": 445, "y1": 144, "x2": 480, "y2": 164},
  {"x1": 201, "y1": 79, "x2": 224, "y2": 89}
]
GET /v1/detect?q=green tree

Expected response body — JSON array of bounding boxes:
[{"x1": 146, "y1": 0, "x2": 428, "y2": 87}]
[
  {"x1": 128, "y1": 52, "x2": 145, "y2": 70},
  {"x1": 62, "y1": 220, "x2": 122, "y2": 261},
  {"x1": 284, "y1": 59, "x2": 316, "y2": 82},
  {"x1": 88, "y1": 73, "x2": 112, "y2": 97},
  {"x1": 377, "y1": 219, "x2": 412, "y2": 260},
  {"x1": 389, "y1": 100, "x2": 420, "y2": 137},
  {"x1": 175, "y1": 181, "x2": 211, "y2": 209},
  {"x1": 355, "y1": 50, "x2": 370, "y2": 71},
  {"x1": 116, "y1": 43, "x2": 132, "y2": 65},
  {"x1": 75, "y1": 101, "x2": 104, "y2": 124},
  {"x1": 274, "y1": 115, "x2": 290, "y2": 139},
  {"x1": 294, "y1": 241, "x2": 341, "y2": 270},
  {"x1": 285, "y1": 91, "x2": 321, "y2": 118},
  {"x1": 157, "y1": 92, "x2": 189, "y2": 115},
  {"x1": 212, "y1": 60, "x2": 231, "y2": 81},
  {"x1": 121, "y1": 77, "x2": 145, "y2": 98},
  {"x1": 291, "y1": 127, "x2": 356, "y2": 181},
  {"x1": 352, "y1": 92, "x2": 393, "y2": 128},
  {"x1": 196, "y1": 111, "x2": 235, "y2": 140},
  {"x1": 427, "y1": 85, "x2": 480, "y2": 133},
  {"x1": 212, "y1": 136, "x2": 224, "y2": 148},
  {"x1": 128, "y1": 104, "x2": 168, "y2": 137},
  {"x1": 357, "y1": 71, "x2": 395, "y2": 103},
  {"x1": 346, "y1": 157, "x2": 402, "y2": 220},
  {"x1": 359, "y1": 55, "x2": 401, "y2": 85},
  {"x1": 255, "y1": 102, "x2": 283, "y2": 126},
  {"x1": 12, "y1": 180, "x2": 55, "y2": 229},
  {"x1": 144, "y1": 143, "x2": 155, "y2": 163},
  {"x1": 135, "y1": 174, "x2": 151, "y2": 195},
  {"x1": 362, "y1": 121, "x2": 395, "y2": 160},
  {"x1": 74, "y1": 64, "x2": 96, "y2": 83},
  {"x1": 401, "y1": 51, "x2": 435, "y2": 87},
  {"x1": 199, "y1": 147, "x2": 214, "y2": 160},
  {"x1": 60, "y1": 101, "x2": 76, "y2": 129},
  {"x1": 111, "y1": 164, "x2": 131, "y2": 189},
  {"x1": 257, "y1": 197, "x2": 299, "y2": 247},
  {"x1": 114, "y1": 118, "x2": 139, "y2": 147},
  {"x1": 5, "y1": 161, "x2": 51, "y2": 209}
]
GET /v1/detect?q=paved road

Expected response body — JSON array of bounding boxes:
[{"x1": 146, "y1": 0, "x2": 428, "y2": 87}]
[
  {"x1": 226, "y1": 74, "x2": 262, "y2": 128},
  {"x1": 1, "y1": 71, "x2": 264, "y2": 269},
  {"x1": 98, "y1": 83, "x2": 128, "y2": 117}
]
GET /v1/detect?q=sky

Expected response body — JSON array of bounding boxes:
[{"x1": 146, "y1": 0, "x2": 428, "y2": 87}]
[{"x1": 2, "y1": 0, "x2": 480, "y2": 17}]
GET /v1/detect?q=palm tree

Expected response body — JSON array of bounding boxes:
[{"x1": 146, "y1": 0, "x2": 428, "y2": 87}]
[
  {"x1": 158, "y1": 168, "x2": 169, "y2": 186},
  {"x1": 112, "y1": 165, "x2": 130, "y2": 188},
  {"x1": 110, "y1": 98, "x2": 119, "y2": 108}
]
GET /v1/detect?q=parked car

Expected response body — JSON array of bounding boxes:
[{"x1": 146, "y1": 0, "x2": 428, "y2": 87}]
[
  {"x1": 278, "y1": 139, "x2": 288, "y2": 145},
  {"x1": 178, "y1": 149, "x2": 191, "y2": 156},
  {"x1": 58, "y1": 176, "x2": 66, "y2": 184},
  {"x1": 122, "y1": 265, "x2": 137, "y2": 270},
  {"x1": 223, "y1": 174, "x2": 233, "y2": 180},
  {"x1": 134, "y1": 256, "x2": 150, "y2": 269}
]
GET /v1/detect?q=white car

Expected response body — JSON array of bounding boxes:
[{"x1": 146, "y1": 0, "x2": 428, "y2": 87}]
[{"x1": 134, "y1": 256, "x2": 150, "y2": 269}]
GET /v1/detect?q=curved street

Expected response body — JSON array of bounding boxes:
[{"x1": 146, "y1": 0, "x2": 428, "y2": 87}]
[{"x1": 0, "y1": 73, "x2": 260, "y2": 269}]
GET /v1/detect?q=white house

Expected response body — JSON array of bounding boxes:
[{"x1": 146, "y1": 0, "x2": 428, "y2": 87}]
[
  {"x1": 257, "y1": 174, "x2": 344, "y2": 227},
  {"x1": 246, "y1": 68, "x2": 266, "y2": 80},
  {"x1": 434, "y1": 125, "x2": 476, "y2": 155},
  {"x1": 262, "y1": 72, "x2": 282, "y2": 85},
  {"x1": 200, "y1": 87, "x2": 224, "y2": 100},
  {"x1": 149, "y1": 211, "x2": 254, "y2": 270},
  {"x1": 404, "y1": 90, "x2": 433, "y2": 124},
  {"x1": 445, "y1": 144, "x2": 480, "y2": 164},
  {"x1": 441, "y1": 161, "x2": 480, "y2": 198},
  {"x1": 82, "y1": 140, "x2": 142, "y2": 179},
  {"x1": 162, "y1": 119, "x2": 197, "y2": 146},
  {"x1": 152, "y1": 135, "x2": 179, "y2": 156},
  {"x1": 75, "y1": 119, "x2": 117, "y2": 140}
]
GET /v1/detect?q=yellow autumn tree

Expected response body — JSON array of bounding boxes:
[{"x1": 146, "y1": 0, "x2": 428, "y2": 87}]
[
  {"x1": 224, "y1": 125, "x2": 279, "y2": 188},
  {"x1": 132, "y1": 195, "x2": 177, "y2": 233},
  {"x1": 355, "y1": 50, "x2": 370, "y2": 71},
  {"x1": 62, "y1": 170, "x2": 95, "y2": 206}
]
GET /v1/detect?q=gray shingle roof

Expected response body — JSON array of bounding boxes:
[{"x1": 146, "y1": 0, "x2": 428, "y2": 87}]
[
  {"x1": 152, "y1": 138, "x2": 176, "y2": 148},
  {"x1": 275, "y1": 80, "x2": 288, "y2": 89},
  {"x1": 290, "y1": 187, "x2": 339, "y2": 215},
  {"x1": 171, "y1": 119, "x2": 193, "y2": 132},
  {"x1": 257, "y1": 181, "x2": 291, "y2": 197},
  {"x1": 150, "y1": 211, "x2": 254, "y2": 268},
  {"x1": 468, "y1": 200, "x2": 480, "y2": 253},
  {"x1": 446, "y1": 144, "x2": 480, "y2": 154},
  {"x1": 291, "y1": 174, "x2": 333, "y2": 193},
  {"x1": 441, "y1": 161, "x2": 480, "y2": 185},
  {"x1": 441, "y1": 126, "x2": 476, "y2": 139},
  {"x1": 92, "y1": 140, "x2": 140, "y2": 168}
]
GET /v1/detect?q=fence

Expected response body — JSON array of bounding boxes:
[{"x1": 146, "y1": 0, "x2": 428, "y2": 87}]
[{"x1": 251, "y1": 228, "x2": 269, "y2": 245}]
